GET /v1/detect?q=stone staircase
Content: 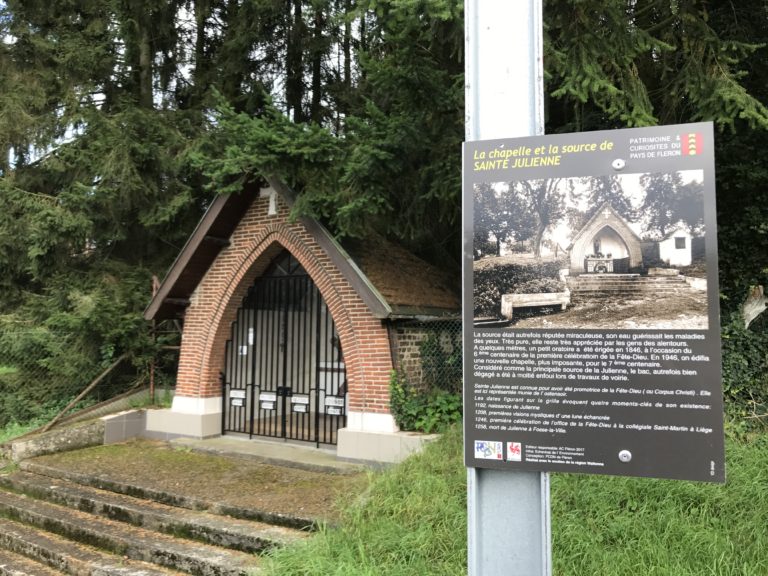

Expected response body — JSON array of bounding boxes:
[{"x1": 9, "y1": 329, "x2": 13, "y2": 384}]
[
  {"x1": 0, "y1": 459, "x2": 311, "y2": 575},
  {"x1": 567, "y1": 273, "x2": 693, "y2": 300}
]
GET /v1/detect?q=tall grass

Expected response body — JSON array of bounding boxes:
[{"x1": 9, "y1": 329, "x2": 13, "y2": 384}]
[
  {"x1": 0, "y1": 398, "x2": 99, "y2": 444},
  {"x1": 264, "y1": 427, "x2": 768, "y2": 576},
  {"x1": 552, "y1": 434, "x2": 768, "y2": 576},
  {"x1": 0, "y1": 421, "x2": 42, "y2": 444},
  {"x1": 0, "y1": 408, "x2": 64, "y2": 443},
  {"x1": 262, "y1": 425, "x2": 467, "y2": 575}
]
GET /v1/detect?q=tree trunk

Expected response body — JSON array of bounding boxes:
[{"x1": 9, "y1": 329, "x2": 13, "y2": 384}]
[
  {"x1": 192, "y1": 0, "x2": 211, "y2": 109},
  {"x1": 533, "y1": 224, "x2": 545, "y2": 258},
  {"x1": 343, "y1": 0, "x2": 352, "y2": 105},
  {"x1": 743, "y1": 285, "x2": 768, "y2": 329},
  {"x1": 358, "y1": 8, "x2": 366, "y2": 80},
  {"x1": 286, "y1": 0, "x2": 304, "y2": 122},
  {"x1": 310, "y1": 6, "x2": 324, "y2": 124},
  {"x1": 138, "y1": 15, "x2": 153, "y2": 109}
]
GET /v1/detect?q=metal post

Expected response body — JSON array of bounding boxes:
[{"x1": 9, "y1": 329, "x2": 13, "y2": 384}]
[{"x1": 465, "y1": 2, "x2": 551, "y2": 575}]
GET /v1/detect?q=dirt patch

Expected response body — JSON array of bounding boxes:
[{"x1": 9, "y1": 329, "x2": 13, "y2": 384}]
[
  {"x1": 511, "y1": 291, "x2": 709, "y2": 329},
  {"x1": 29, "y1": 440, "x2": 368, "y2": 524}
]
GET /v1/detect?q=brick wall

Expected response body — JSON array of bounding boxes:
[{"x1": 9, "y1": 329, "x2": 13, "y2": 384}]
[
  {"x1": 391, "y1": 320, "x2": 463, "y2": 393},
  {"x1": 175, "y1": 193, "x2": 393, "y2": 414}
]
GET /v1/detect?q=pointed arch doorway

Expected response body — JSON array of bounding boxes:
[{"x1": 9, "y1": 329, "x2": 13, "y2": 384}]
[{"x1": 221, "y1": 249, "x2": 347, "y2": 446}]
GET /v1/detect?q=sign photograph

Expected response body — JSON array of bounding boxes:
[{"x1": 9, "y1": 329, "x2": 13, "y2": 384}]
[{"x1": 463, "y1": 123, "x2": 724, "y2": 482}]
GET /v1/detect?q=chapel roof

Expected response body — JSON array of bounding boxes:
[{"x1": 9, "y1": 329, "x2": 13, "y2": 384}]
[
  {"x1": 569, "y1": 202, "x2": 642, "y2": 248},
  {"x1": 343, "y1": 235, "x2": 460, "y2": 316},
  {"x1": 144, "y1": 178, "x2": 460, "y2": 321},
  {"x1": 660, "y1": 224, "x2": 692, "y2": 241}
]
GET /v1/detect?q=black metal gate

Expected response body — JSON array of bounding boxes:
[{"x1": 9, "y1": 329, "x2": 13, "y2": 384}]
[{"x1": 221, "y1": 250, "x2": 347, "y2": 445}]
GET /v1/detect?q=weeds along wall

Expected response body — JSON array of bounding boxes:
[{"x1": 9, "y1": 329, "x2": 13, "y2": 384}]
[{"x1": 388, "y1": 318, "x2": 463, "y2": 433}]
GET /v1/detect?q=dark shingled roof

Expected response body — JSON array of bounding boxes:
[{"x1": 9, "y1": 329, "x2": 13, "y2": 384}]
[
  {"x1": 145, "y1": 179, "x2": 460, "y2": 321},
  {"x1": 343, "y1": 235, "x2": 460, "y2": 317}
]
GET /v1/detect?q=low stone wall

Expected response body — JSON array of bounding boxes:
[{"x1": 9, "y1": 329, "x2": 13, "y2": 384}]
[
  {"x1": 337, "y1": 428, "x2": 439, "y2": 464},
  {"x1": 4, "y1": 409, "x2": 148, "y2": 463},
  {"x1": 648, "y1": 267, "x2": 680, "y2": 276},
  {"x1": 6, "y1": 420, "x2": 105, "y2": 462},
  {"x1": 684, "y1": 276, "x2": 707, "y2": 291}
]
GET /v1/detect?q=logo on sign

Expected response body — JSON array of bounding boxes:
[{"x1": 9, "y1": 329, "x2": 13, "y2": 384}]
[
  {"x1": 682, "y1": 132, "x2": 703, "y2": 156},
  {"x1": 506, "y1": 442, "x2": 522, "y2": 462},
  {"x1": 474, "y1": 440, "x2": 503, "y2": 460}
]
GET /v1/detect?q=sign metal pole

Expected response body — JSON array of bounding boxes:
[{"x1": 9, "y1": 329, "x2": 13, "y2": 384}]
[{"x1": 465, "y1": 2, "x2": 551, "y2": 575}]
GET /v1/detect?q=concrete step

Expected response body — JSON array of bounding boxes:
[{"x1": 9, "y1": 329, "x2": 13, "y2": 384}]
[
  {"x1": 568, "y1": 276, "x2": 691, "y2": 295},
  {"x1": 0, "y1": 548, "x2": 66, "y2": 575},
  {"x1": 20, "y1": 461, "x2": 317, "y2": 531},
  {"x1": 570, "y1": 283, "x2": 686, "y2": 288},
  {"x1": 0, "y1": 491, "x2": 262, "y2": 576},
  {"x1": 570, "y1": 285, "x2": 687, "y2": 292},
  {"x1": 571, "y1": 277, "x2": 685, "y2": 281},
  {"x1": 568, "y1": 275, "x2": 686, "y2": 282},
  {"x1": 0, "y1": 472, "x2": 307, "y2": 555},
  {"x1": 569, "y1": 282, "x2": 687, "y2": 289},
  {"x1": 570, "y1": 286, "x2": 687, "y2": 292},
  {"x1": 570, "y1": 293, "x2": 686, "y2": 302},
  {"x1": 0, "y1": 518, "x2": 185, "y2": 575},
  {"x1": 570, "y1": 287, "x2": 687, "y2": 294},
  {"x1": 570, "y1": 280, "x2": 687, "y2": 286}
]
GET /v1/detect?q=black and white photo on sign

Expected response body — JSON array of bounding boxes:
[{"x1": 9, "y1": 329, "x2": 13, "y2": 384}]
[{"x1": 473, "y1": 170, "x2": 707, "y2": 330}]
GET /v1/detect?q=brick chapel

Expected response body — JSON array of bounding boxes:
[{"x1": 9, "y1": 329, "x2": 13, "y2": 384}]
[{"x1": 143, "y1": 179, "x2": 459, "y2": 462}]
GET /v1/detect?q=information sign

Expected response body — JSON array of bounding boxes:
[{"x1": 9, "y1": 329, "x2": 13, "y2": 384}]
[{"x1": 463, "y1": 123, "x2": 724, "y2": 482}]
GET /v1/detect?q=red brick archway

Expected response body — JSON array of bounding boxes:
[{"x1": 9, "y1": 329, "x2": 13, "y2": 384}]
[{"x1": 175, "y1": 195, "x2": 393, "y2": 415}]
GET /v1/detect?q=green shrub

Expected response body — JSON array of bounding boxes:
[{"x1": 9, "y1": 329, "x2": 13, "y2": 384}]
[
  {"x1": 415, "y1": 390, "x2": 462, "y2": 433},
  {"x1": 473, "y1": 282, "x2": 501, "y2": 317},
  {"x1": 473, "y1": 260, "x2": 565, "y2": 317},
  {"x1": 473, "y1": 239, "x2": 497, "y2": 260},
  {"x1": 390, "y1": 371, "x2": 462, "y2": 433},
  {"x1": 513, "y1": 277, "x2": 565, "y2": 294},
  {"x1": 721, "y1": 312, "x2": 768, "y2": 430}
]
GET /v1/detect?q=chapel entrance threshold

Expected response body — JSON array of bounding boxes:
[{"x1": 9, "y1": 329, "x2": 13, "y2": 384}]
[{"x1": 170, "y1": 434, "x2": 362, "y2": 474}]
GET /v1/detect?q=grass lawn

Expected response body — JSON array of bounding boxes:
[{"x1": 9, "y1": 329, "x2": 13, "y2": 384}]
[
  {"x1": 551, "y1": 434, "x2": 768, "y2": 575},
  {"x1": 263, "y1": 426, "x2": 768, "y2": 576}
]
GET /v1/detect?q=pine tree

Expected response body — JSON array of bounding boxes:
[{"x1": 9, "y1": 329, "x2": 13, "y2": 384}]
[{"x1": 1, "y1": 0, "x2": 768, "y2": 423}]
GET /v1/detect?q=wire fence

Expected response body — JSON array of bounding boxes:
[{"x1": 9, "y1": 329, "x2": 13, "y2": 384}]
[
  {"x1": 1, "y1": 318, "x2": 462, "y2": 429},
  {"x1": 0, "y1": 328, "x2": 178, "y2": 428},
  {"x1": 391, "y1": 318, "x2": 463, "y2": 395}
]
